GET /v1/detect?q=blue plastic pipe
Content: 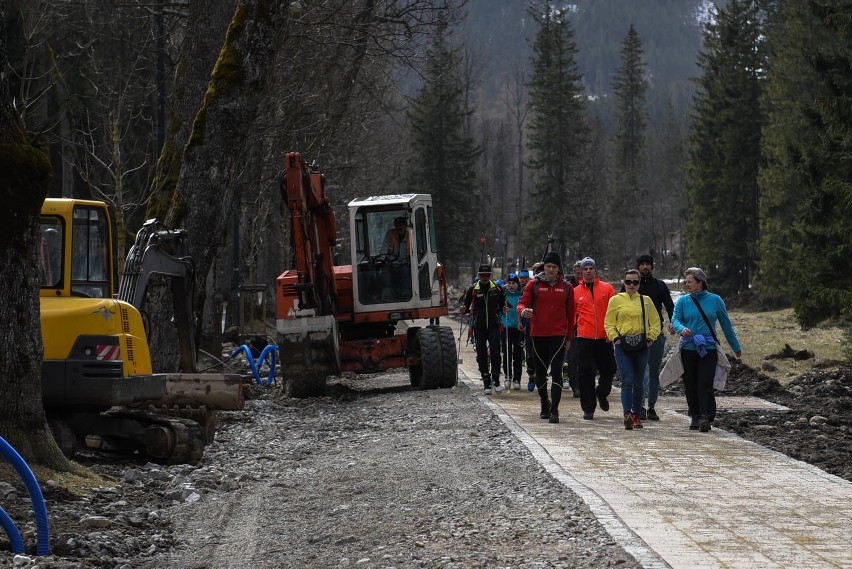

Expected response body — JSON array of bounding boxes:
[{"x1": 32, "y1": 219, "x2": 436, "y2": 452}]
[
  {"x1": 229, "y1": 344, "x2": 279, "y2": 386},
  {"x1": 0, "y1": 435, "x2": 49, "y2": 555},
  {"x1": 0, "y1": 506, "x2": 24, "y2": 554}
]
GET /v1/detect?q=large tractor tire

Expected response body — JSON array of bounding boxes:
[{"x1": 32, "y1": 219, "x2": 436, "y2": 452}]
[
  {"x1": 285, "y1": 373, "x2": 327, "y2": 398},
  {"x1": 435, "y1": 326, "x2": 458, "y2": 388},
  {"x1": 412, "y1": 327, "x2": 441, "y2": 390},
  {"x1": 407, "y1": 327, "x2": 422, "y2": 387}
]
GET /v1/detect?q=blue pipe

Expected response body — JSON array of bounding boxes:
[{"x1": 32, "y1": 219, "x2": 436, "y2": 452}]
[
  {"x1": 0, "y1": 506, "x2": 24, "y2": 554},
  {"x1": 0, "y1": 435, "x2": 49, "y2": 555},
  {"x1": 229, "y1": 344, "x2": 279, "y2": 386}
]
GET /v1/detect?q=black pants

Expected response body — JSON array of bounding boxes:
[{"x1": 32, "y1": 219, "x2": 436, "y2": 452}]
[
  {"x1": 474, "y1": 326, "x2": 502, "y2": 386},
  {"x1": 531, "y1": 336, "x2": 567, "y2": 411},
  {"x1": 566, "y1": 327, "x2": 579, "y2": 391},
  {"x1": 523, "y1": 321, "x2": 534, "y2": 377},
  {"x1": 681, "y1": 348, "x2": 718, "y2": 421},
  {"x1": 501, "y1": 327, "x2": 523, "y2": 382},
  {"x1": 576, "y1": 338, "x2": 616, "y2": 414}
]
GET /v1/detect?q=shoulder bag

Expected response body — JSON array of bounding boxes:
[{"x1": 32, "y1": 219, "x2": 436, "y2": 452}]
[
  {"x1": 617, "y1": 294, "x2": 647, "y2": 354},
  {"x1": 691, "y1": 296, "x2": 732, "y2": 389}
]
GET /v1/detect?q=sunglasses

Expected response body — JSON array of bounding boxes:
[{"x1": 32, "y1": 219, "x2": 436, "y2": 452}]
[{"x1": 624, "y1": 279, "x2": 640, "y2": 286}]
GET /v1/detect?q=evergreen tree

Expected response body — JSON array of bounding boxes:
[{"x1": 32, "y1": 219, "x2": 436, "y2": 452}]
[
  {"x1": 525, "y1": 0, "x2": 588, "y2": 259},
  {"x1": 685, "y1": 0, "x2": 766, "y2": 298},
  {"x1": 757, "y1": 1, "x2": 852, "y2": 326},
  {"x1": 611, "y1": 24, "x2": 650, "y2": 259},
  {"x1": 405, "y1": 20, "x2": 481, "y2": 271}
]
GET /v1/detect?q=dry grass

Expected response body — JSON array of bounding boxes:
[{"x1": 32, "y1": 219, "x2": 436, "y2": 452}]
[
  {"x1": 727, "y1": 307, "x2": 847, "y2": 384},
  {"x1": 0, "y1": 461, "x2": 110, "y2": 495}
]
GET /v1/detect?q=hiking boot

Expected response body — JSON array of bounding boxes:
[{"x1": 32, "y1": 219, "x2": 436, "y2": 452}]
[
  {"x1": 540, "y1": 399, "x2": 551, "y2": 419},
  {"x1": 689, "y1": 416, "x2": 699, "y2": 430},
  {"x1": 632, "y1": 413, "x2": 643, "y2": 429},
  {"x1": 647, "y1": 408, "x2": 660, "y2": 421},
  {"x1": 527, "y1": 379, "x2": 535, "y2": 392},
  {"x1": 624, "y1": 413, "x2": 634, "y2": 430},
  {"x1": 549, "y1": 410, "x2": 559, "y2": 424},
  {"x1": 572, "y1": 387, "x2": 581, "y2": 398},
  {"x1": 512, "y1": 381, "x2": 521, "y2": 390},
  {"x1": 638, "y1": 407, "x2": 647, "y2": 420},
  {"x1": 484, "y1": 387, "x2": 492, "y2": 395},
  {"x1": 699, "y1": 418, "x2": 711, "y2": 432},
  {"x1": 493, "y1": 384, "x2": 504, "y2": 394},
  {"x1": 597, "y1": 394, "x2": 610, "y2": 412},
  {"x1": 582, "y1": 413, "x2": 594, "y2": 420}
]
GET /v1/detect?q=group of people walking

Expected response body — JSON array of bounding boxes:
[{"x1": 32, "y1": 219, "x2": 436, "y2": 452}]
[{"x1": 458, "y1": 253, "x2": 742, "y2": 431}]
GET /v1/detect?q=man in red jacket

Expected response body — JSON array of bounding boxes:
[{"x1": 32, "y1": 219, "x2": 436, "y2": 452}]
[
  {"x1": 516, "y1": 251, "x2": 575, "y2": 424},
  {"x1": 573, "y1": 257, "x2": 617, "y2": 420}
]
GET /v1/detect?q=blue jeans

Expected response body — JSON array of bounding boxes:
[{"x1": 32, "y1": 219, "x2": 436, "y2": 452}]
[
  {"x1": 643, "y1": 334, "x2": 666, "y2": 410},
  {"x1": 614, "y1": 343, "x2": 650, "y2": 415}
]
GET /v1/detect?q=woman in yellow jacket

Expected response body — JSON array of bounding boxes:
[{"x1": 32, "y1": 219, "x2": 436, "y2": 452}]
[{"x1": 605, "y1": 269, "x2": 661, "y2": 430}]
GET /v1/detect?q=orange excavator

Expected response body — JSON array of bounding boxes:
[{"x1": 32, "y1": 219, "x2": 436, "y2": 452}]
[{"x1": 276, "y1": 152, "x2": 458, "y2": 396}]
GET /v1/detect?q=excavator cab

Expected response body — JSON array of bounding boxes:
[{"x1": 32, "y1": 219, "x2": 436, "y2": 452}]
[{"x1": 349, "y1": 194, "x2": 443, "y2": 313}]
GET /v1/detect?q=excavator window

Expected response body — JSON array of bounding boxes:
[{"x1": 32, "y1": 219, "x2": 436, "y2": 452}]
[
  {"x1": 70, "y1": 207, "x2": 110, "y2": 298},
  {"x1": 38, "y1": 217, "x2": 64, "y2": 288},
  {"x1": 353, "y1": 208, "x2": 413, "y2": 305}
]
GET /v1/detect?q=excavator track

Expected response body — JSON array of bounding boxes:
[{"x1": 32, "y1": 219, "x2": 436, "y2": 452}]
[{"x1": 104, "y1": 410, "x2": 206, "y2": 465}]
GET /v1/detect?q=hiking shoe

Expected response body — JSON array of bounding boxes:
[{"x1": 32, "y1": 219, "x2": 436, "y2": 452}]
[
  {"x1": 493, "y1": 384, "x2": 504, "y2": 394},
  {"x1": 582, "y1": 413, "x2": 594, "y2": 420},
  {"x1": 624, "y1": 413, "x2": 634, "y2": 430},
  {"x1": 572, "y1": 387, "x2": 581, "y2": 398},
  {"x1": 540, "y1": 399, "x2": 551, "y2": 419},
  {"x1": 549, "y1": 411, "x2": 559, "y2": 424},
  {"x1": 527, "y1": 379, "x2": 535, "y2": 392},
  {"x1": 689, "y1": 416, "x2": 699, "y2": 430},
  {"x1": 597, "y1": 394, "x2": 610, "y2": 412},
  {"x1": 484, "y1": 387, "x2": 492, "y2": 395},
  {"x1": 647, "y1": 408, "x2": 660, "y2": 421},
  {"x1": 638, "y1": 407, "x2": 647, "y2": 420},
  {"x1": 699, "y1": 418, "x2": 711, "y2": 432},
  {"x1": 512, "y1": 381, "x2": 521, "y2": 390},
  {"x1": 632, "y1": 413, "x2": 643, "y2": 429}
]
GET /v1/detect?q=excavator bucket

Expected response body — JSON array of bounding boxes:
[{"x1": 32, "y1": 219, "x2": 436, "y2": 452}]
[{"x1": 277, "y1": 315, "x2": 340, "y2": 397}]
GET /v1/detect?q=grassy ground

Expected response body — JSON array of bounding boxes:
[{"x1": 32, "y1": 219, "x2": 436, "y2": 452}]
[{"x1": 725, "y1": 307, "x2": 847, "y2": 384}]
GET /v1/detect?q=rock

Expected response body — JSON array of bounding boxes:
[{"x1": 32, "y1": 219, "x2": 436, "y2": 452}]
[
  {"x1": 809, "y1": 415, "x2": 829, "y2": 426},
  {"x1": 80, "y1": 515, "x2": 114, "y2": 528},
  {"x1": 12, "y1": 554, "x2": 33, "y2": 567}
]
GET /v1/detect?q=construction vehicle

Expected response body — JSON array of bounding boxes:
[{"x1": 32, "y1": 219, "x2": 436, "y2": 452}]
[
  {"x1": 38, "y1": 198, "x2": 244, "y2": 464},
  {"x1": 276, "y1": 152, "x2": 458, "y2": 396}
]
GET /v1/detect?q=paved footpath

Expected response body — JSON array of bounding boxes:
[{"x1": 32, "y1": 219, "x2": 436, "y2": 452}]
[{"x1": 456, "y1": 339, "x2": 852, "y2": 569}]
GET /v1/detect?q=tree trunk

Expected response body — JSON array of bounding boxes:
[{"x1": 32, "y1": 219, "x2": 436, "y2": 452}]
[
  {"x1": 0, "y1": 0, "x2": 71, "y2": 469},
  {"x1": 144, "y1": 0, "x2": 240, "y2": 372}
]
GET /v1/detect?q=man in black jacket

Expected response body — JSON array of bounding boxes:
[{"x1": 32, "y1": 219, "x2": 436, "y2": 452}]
[
  {"x1": 460, "y1": 264, "x2": 508, "y2": 394},
  {"x1": 636, "y1": 254, "x2": 675, "y2": 420}
]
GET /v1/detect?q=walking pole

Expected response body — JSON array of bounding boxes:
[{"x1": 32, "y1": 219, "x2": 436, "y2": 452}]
[
  {"x1": 504, "y1": 322, "x2": 512, "y2": 392},
  {"x1": 456, "y1": 315, "x2": 465, "y2": 387}
]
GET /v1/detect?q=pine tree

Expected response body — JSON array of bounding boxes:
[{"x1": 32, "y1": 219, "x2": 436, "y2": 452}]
[
  {"x1": 405, "y1": 20, "x2": 481, "y2": 271},
  {"x1": 685, "y1": 0, "x2": 766, "y2": 298},
  {"x1": 525, "y1": 0, "x2": 588, "y2": 259},
  {"x1": 611, "y1": 24, "x2": 650, "y2": 260},
  {"x1": 757, "y1": 1, "x2": 852, "y2": 326}
]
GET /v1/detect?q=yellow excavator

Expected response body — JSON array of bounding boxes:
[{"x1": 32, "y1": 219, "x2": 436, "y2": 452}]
[{"x1": 38, "y1": 198, "x2": 243, "y2": 464}]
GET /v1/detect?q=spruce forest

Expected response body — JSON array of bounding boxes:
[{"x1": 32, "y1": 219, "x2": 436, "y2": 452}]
[{"x1": 3, "y1": 0, "x2": 851, "y2": 338}]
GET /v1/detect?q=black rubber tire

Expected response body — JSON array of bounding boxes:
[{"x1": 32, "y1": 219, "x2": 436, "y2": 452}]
[
  {"x1": 407, "y1": 327, "x2": 423, "y2": 387},
  {"x1": 286, "y1": 374, "x2": 327, "y2": 398},
  {"x1": 417, "y1": 327, "x2": 441, "y2": 390},
  {"x1": 435, "y1": 326, "x2": 458, "y2": 388}
]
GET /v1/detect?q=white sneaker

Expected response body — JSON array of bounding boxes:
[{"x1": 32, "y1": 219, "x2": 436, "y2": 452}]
[
  {"x1": 493, "y1": 384, "x2": 504, "y2": 394},
  {"x1": 483, "y1": 387, "x2": 492, "y2": 395},
  {"x1": 512, "y1": 381, "x2": 521, "y2": 390}
]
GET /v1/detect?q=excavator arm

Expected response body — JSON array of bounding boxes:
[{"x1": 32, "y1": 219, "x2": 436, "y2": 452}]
[{"x1": 118, "y1": 219, "x2": 197, "y2": 373}]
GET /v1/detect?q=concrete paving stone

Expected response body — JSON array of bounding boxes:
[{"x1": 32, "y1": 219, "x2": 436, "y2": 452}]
[{"x1": 452, "y1": 333, "x2": 852, "y2": 569}]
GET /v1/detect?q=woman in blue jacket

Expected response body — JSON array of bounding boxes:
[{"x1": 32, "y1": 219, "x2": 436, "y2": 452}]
[
  {"x1": 501, "y1": 273, "x2": 524, "y2": 390},
  {"x1": 671, "y1": 267, "x2": 742, "y2": 433}
]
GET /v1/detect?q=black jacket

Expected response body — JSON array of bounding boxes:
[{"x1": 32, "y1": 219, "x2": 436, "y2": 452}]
[
  {"x1": 638, "y1": 275, "x2": 674, "y2": 332},
  {"x1": 462, "y1": 280, "x2": 505, "y2": 331}
]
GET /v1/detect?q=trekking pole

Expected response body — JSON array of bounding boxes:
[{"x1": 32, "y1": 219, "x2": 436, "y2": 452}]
[
  {"x1": 505, "y1": 322, "x2": 511, "y2": 392},
  {"x1": 456, "y1": 315, "x2": 465, "y2": 386}
]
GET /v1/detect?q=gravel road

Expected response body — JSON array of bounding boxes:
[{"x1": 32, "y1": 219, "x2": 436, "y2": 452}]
[{"x1": 133, "y1": 372, "x2": 641, "y2": 569}]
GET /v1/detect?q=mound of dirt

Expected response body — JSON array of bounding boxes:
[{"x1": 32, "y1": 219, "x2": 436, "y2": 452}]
[{"x1": 712, "y1": 364, "x2": 852, "y2": 482}]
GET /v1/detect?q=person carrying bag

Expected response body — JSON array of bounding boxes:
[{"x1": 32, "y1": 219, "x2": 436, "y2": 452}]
[{"x1": 604, "y1": 269, "x2": 661, "y2": 430}]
